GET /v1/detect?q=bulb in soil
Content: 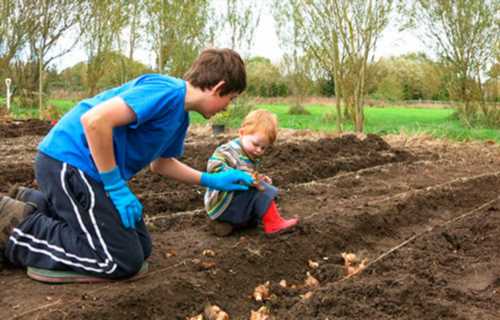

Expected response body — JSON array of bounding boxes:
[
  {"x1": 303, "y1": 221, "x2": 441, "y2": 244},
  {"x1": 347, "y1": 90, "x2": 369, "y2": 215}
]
[
  {"x1": 341, "y1": 252, "x2": 358, "y2": 267},
  {"x1": 304, "y1": 272, "x2": 319, "y2": 288},
  {"x1": 301, "y1": 291, "x2": 314, "y2": 300},
  {"x1": 253, "y1": 281, "x2": 271, "y2": 302},
  {"x1": 250, "y1": 306, "x2": 271, "y2": 320},
  {"x1": 279, "y1": 279, "x2": 287, "y2": 288},
  {"x1": 204, "y1": 304, "x2": 229, "y2": 320},
  {"x1": 308, "y1": 260, "x2": 319, "y2": 269},
  {"x1": 203, "y1": 249, "x2": 216, "y2": 257}
]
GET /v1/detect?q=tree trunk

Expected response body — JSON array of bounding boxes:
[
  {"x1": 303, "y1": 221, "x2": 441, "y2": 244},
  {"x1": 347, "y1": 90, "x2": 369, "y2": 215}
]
[
  {"x1": 38, "y1": 47, "x2": 43, "y2": 119},
  {"x1": 333, "y1": 72, "x2": 342, "y2": 132}
]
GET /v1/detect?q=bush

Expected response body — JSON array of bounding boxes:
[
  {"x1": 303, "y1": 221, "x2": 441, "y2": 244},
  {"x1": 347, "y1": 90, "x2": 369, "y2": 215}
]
[
  {"x1": 210, "y1": 95, "x2": 255, "y2": 126},
  {"x1": 287, "y1": 102, "x2": 310, "y2": 115}
]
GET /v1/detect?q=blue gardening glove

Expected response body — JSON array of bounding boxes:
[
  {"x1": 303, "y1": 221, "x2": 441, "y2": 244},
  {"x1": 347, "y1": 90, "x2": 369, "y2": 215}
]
[
  {"x1": 100, "y1": 167, "x2": 143, "y2": 229},
  {"x1": 201, "y1": 169, "x2": 254, "y2": 191}
]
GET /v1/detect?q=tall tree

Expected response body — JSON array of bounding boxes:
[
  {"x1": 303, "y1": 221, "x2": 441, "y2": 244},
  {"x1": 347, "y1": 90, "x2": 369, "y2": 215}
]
[
  {"x1": 81, "y1": 0, "x2": 128, "y2": 95},
  {"x1": 145, "y1": 0, "x2": 215, "y2": 76},
  {"x1": 274, "y1": 0, "x2": 393, "y2": 132},
  {"x1": 126, "y1": 0, "x2": 145, "y2": 61},
  {"x1": 401, "y1": 0, "x2": 499, "y2": 123},
  {"x1": 217, "y1": 0, "x2": 262, "y2": 55},
  {"x1": 25, "y1": 0, "x2": 81, "y2": 113},
  {"x1": 0, "y1": 0, "x2": 32, "y2": 85},
  {"x1": 273, "y1": 2, "x2": 314, "y2": 119}
]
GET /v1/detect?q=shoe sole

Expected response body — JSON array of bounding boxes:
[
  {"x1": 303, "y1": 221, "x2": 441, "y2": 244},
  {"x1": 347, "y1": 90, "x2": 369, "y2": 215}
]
[
  {"x1": 264, "y1": 220, "x2": 300, "y2": 236},
  {"x1": 27, "y1": 261, "x2": 149, "y2": 284}
]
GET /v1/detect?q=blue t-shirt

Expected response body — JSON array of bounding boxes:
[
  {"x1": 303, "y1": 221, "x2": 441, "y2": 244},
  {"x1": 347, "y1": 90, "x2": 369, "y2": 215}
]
[{"x1": 38, "y1": 74, "x2": 189, "y2": 182}]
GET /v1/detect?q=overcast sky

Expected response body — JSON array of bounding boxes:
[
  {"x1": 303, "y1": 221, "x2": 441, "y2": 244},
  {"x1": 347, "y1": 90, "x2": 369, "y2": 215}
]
[{"x1": 55, "y1": 10, "x2": 428, "y2": 71}]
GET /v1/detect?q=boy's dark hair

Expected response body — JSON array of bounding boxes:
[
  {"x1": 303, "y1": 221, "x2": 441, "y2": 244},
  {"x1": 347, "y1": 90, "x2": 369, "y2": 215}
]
[{"x1": 184, "y1": 48, "x2": 246, "y2": 96}]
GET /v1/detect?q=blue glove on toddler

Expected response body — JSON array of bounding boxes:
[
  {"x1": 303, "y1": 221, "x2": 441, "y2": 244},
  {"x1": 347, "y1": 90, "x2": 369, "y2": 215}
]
[
  {"x1": 100, "y1": 167, "x2": 143, "y2": 229},
  {"x1": 201, "y1": 169, "x2": 254, "y2": 191}
]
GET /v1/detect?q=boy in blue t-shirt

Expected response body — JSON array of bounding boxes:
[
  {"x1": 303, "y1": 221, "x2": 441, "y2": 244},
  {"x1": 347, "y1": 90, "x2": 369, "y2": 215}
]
[{"x1": 0, "y1": 48, "x2": 254, "y2": 279}]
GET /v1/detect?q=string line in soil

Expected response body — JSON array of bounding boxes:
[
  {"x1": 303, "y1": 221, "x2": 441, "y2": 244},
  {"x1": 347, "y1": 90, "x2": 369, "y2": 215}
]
[
  {"x1": 9, "y1": 299, "x2": 62, "y2": 320},
  {"x1": 366, "y1": 170, "x2": 500, "y2": 206},
  {"x1": 303, "y1": 170, "x2": 500, "y2": 222},
  {"x1": 144, "y1": 209, "x2": 205, "y2": 223},
  {"x1": 296, "y1": 159, "x2": 450, "y2": 191},
  {"x1": 340, "y1": 195, "x2": 500, "y2": 283}
]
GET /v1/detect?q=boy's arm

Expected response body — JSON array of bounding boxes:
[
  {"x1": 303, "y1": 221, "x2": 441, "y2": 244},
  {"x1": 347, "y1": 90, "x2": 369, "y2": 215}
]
[
  {"x1": 150, "y1": 157, "x2": 254, "y2": 191},
  {"x1": 150, "y1": 157, "x2": 203, "y2": 185},
  {"x1": 81, "y1": 97, "x2": 136, "y2": 172},
  {"x1": 81, "y1": 97, "x2": 142, "y2": 229}
]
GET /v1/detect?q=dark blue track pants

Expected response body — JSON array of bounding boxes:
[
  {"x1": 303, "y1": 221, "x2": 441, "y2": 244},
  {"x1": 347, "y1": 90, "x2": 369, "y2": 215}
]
[{"x1": 5, "y1": 152, "x2": 152, "y2": 279}]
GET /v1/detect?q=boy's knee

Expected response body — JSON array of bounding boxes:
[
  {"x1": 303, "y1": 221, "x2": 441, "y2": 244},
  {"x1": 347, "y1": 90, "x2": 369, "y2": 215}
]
[
  {"x1": 114, "y1": 250, "x2": 145, "y2": 278},
  {"x1": 142, "y1": 240, "x2": 152, "y2": 260}
]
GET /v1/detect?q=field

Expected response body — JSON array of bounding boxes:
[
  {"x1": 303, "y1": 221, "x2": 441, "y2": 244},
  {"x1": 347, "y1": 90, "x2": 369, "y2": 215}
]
[{"x1": 1, "y1": 119, "x2": 500, "y2": 319}]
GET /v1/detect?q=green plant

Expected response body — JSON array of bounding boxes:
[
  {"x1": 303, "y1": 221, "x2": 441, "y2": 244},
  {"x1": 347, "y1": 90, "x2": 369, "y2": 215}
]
[
  {"x1": 288, "y1": 102, "x2": 310, "y2": 115},
  {"x1": 210, "y1": 109, "x2": 232, "y2": 126},
  {"x1": 210, "y1": 95, "x2": 255, "y2": 126}
]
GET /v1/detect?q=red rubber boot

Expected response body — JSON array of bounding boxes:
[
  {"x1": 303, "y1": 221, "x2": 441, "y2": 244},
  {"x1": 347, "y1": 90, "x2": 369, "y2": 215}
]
[{"x1": 262, "y1": 201, "x2": 298, "y2": 234}]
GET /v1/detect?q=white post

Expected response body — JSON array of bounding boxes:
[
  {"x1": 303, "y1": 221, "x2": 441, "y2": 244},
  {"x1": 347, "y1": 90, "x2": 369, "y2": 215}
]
[{"x1": 5, "y1": 78, "x2": 12, "y2": 111}]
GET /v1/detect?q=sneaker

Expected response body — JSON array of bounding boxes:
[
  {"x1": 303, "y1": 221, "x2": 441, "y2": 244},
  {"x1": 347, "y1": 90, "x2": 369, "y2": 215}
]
[
  {"x1": 209, "y1": 220, "x2": 234, "y2": 237},
  {"x1": 8, "y1": 184, "x2": 30, "y2": 202},
  {"x1": 0, "y1": 196, "x2": 36, "y2": 249}
]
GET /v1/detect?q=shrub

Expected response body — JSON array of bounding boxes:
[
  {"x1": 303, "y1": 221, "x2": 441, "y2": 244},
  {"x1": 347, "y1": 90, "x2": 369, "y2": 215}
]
[{"x1": 287, "y1": 102, "x2": 310, "y2": 115}]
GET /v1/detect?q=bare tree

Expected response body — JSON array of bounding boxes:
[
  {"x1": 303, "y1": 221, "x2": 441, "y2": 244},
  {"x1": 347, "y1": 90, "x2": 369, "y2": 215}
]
[
  {"x1": 274, "y1": 0, "x2": 393, "y2": 132},
  {"x1": 401, "y1": 0, "x2": 499, "y2": 123}
]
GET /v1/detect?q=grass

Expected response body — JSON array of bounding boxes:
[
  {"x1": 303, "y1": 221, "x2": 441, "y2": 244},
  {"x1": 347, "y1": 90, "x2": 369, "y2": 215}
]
[
  {"x1": 0, "y1": 97, "x2": 76, "y2": 118},
  {"x1": 1, "y1": 96, "x2": 498, "y2": 142},
  {"x1": 192, "y1": 104, "x2": 499, "y2": 142}
]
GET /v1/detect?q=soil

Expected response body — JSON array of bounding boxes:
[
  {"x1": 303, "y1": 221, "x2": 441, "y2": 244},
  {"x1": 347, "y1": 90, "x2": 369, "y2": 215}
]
[{"x1": 1, "y1": 120, "x2": 500, "y2": 320}]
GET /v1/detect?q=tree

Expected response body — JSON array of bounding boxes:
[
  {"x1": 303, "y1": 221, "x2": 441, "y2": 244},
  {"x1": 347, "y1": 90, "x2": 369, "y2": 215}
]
[
  {"x1": 246, "y1": 57, "x2": 287, "y2": 97},
  {"x1": 24, "y1": 0, "x2": 81, "y2": 114},
  {"x1": 368, "y1": 54, "x2": 446, "y2": 101},
  {"x1": 145, "y1": 0, "x2": 215, "y2": 76},
  {"x1": 80, "y1": 0, "x2": 128, "y2": 95},
  {"x1": 216, "y1": 0, "x2": 262, "y2": 55},
  {"x1": 274, "y1": 0, "x2": 393, "y2": 132},
  {"x1": 0, "y1": 1, "x2": 33, "y2": 89},
  {"x1": 126, "y1": 0, "x2": 145, "y2": 61},
  {"x1": 273, "y1": 2, "x2": 317, "y2": 119},
  {"x1": 401, "y1": 0, "x2": 499, "y2": 123}
]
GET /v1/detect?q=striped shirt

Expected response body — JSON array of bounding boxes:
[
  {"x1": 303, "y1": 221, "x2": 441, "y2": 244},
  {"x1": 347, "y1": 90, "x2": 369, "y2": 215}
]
[{"x1": 204, "y1": 138, "x2": 260, "y2": 219}]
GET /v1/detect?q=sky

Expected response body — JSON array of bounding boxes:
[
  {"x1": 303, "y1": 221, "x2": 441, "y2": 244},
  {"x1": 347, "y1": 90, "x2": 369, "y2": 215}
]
[
  {"x1": 55, "y1": 10, "x2": 428, "y2": 71},
  {"x1": 251, "y1": 11, "x2": 427, "y2": 63}
]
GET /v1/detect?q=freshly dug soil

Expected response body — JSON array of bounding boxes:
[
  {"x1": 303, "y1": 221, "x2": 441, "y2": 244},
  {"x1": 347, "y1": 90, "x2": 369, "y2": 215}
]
[{"x1": 0, "y1": 121, "x2": 499, "y2": 320}]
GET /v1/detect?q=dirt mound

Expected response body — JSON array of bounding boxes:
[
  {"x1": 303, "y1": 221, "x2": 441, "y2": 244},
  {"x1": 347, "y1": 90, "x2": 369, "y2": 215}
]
[
  {"x1": 131, "y1": 134, "x2": 412, "y2": 216},
  {"x1": 0, "y1": 119, "x2": 52, "y2": 138}
]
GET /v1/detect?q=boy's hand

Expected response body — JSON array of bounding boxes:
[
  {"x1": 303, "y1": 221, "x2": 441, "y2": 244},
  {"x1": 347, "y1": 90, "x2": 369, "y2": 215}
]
[
  {"x1": 201, "y1": 169, "x2": 254, "y2": 191},
  {"x1": 100, "y1": 167, "x2": 143, "y2": 229}
]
